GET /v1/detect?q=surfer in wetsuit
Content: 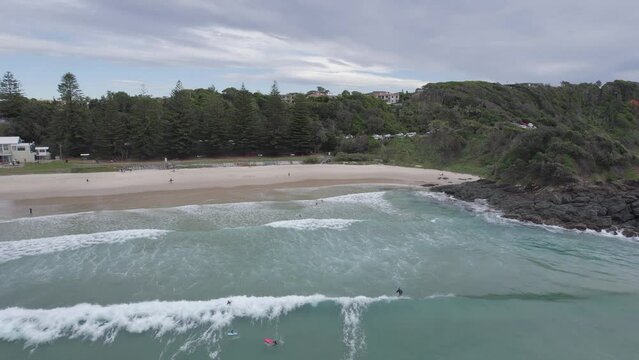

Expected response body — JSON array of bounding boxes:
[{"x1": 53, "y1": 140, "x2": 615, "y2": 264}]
[{"x1": 396, "y1": 287, "x2": 403, "y2": 296}]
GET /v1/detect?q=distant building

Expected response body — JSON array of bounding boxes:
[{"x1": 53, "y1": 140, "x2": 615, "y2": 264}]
[
  {"x1": 307, "y1": 90, "x2": 328, "y2": 98},
  {"x1": 280, "y1": 93, "x2": 299, "y2": 104},
  {"x1": 369, "y1": 91, "x2": 400, "y2": 104},
  {"x1": 0, "y1": 136, "x2": 39, "y2": 164}
]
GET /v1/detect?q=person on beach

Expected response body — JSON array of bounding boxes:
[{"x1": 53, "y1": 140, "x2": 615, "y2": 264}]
[
  {"x1": 169, "y1": 178, "x2": 174, "y2": 183},
  {"x1": 29, "y1": 208, "x2": 32, "y2": 215},
  {"x1": 396, "y1": 287, "x2": 403, "y2": 296}
]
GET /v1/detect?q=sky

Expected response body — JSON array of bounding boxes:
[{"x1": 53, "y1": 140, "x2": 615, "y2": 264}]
[{"x1": 0, "y1": 0, "x2": 638, "y2": 99}]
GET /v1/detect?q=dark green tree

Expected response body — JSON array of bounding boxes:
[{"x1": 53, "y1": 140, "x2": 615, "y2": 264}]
[
  {"x1": 15, "y1": 99, "x2": 53, "y2": 144},
  {"x1": 0, "y1": 71, "x2": 26, "y2": 134},
  {"x1": 0, "y1": 71, "x2": 25, "y2": 118},
  {"x1": 196, "y1": 90, "x2": 229, "y2": 155},
  {"x1": 263, "y1": 81, "x2": 288, "y2": 155},
  {"x1": 130, "y1": 94, "x2": 163, "y2": 159},
  {"x1": 163, "y1": 81, "x2": 195, "y2": 158},
  {"x1": 232, "y1": 85, "x2": 260, "y2": 154},
  {"x1": 93, "y1": 92, "x2": 131, "y2": 160},
  {"x1": 288, "y1": 95, "x2": 313, "y2": 154},
  {"x1": 50, "y1": 72, "x2": 90, "y2": 157}
]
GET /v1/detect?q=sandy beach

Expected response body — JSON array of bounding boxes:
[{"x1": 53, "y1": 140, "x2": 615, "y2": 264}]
[{"x1": 0, "y1": 164, "x2": 478, "y2": 218}]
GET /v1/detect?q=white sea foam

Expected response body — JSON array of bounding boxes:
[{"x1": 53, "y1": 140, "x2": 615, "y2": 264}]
[
  {"x1": 322, "y1": 191, "x2": 395, "y2": 213},
  {"x1": 0, "y1": 229, "x2": 171, "y2": 263},
  {"x1": 426, "y1": 293, "x2": 456, "y2": 299},
  {"x1": 0, "y1": 295, "x2": 395, "y2": 359},
  {"x1": 265, "y1": 218, "x2": 363, "y2": 231}
]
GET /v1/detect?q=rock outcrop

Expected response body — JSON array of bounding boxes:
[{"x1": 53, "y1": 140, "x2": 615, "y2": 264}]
[{"x1": 433, "y1": 180, "x2": 639, "y2": 237}]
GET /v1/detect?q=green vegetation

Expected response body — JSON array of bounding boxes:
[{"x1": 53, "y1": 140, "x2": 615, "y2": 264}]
[
  {"x1": 0, "y1": 160, "x2": 119, "y2": 175},
  {"x1": 2, "y1": 70, "x2": 639, "y2": 185}
]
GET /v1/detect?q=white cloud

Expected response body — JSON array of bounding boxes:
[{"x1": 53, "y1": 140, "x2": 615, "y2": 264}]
[{"x1": 0, "y1": 24, "x2": 426, "y2": 91}]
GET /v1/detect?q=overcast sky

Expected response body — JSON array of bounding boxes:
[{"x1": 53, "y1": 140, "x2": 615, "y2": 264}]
[{"x1": 1, "y1": 0, "x2": 638, "y2": 98}]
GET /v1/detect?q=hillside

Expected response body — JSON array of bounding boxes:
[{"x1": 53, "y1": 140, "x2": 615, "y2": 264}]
[{"x1": 392, "y1": 81, "x2": 639, "y2": 185}]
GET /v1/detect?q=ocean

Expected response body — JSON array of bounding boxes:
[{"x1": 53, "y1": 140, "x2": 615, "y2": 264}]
[{"x1": 1, "y1": 186, "x2": 638, "y2": 360}]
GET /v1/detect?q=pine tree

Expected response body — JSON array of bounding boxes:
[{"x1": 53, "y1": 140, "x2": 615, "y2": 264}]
[
  {"x1": 93, "y1": 93, "x2": 131, "y2": 160},
  {"x1": 288, "y1": 95, "x2": 313, "y2": 154},
  {"x1": 263, "y1": 81, "x2": 288, "y2": 155},
  {"x1": 163, "y1": 81, "x2": 194, "y2": 158},
  {"x1": 0, "y1": 71, "x2": 26, "y2": 130},
  {"x1": 199, "y1": 91, "x2": 228, "y2": 155},
  {"x1": 232, "y1": 86, "x2": 259, "y2": 154},
  {"x1": 130, "y1": 94, "x2": 163, "y2": 159},
  {"x1": 51, "y1": 73, "x2": 90, "y2": 157}
]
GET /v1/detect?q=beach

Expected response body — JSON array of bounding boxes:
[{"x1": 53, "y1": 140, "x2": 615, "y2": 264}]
[{"x1": 0, "y1": 164, "x2": 478, "y2": 219}]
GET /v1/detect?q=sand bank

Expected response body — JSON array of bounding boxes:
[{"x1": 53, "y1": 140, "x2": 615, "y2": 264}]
[{"x1": 0, "y1": 164, "x2": 478, "y2": 218}]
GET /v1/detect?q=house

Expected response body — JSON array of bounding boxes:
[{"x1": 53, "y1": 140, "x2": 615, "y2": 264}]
[
  {"x1": 35, "y1": 147, "x2": 51, "y2": 160},
  {"x1": 0, "y1": 136, "x2": 38, "y2": 164},
  {"x1": 368, "y1": 91, "x2": 400, "y2": 104},
  {"x1": 280, "y1": 93, "x2": 299, "y2": 104}
]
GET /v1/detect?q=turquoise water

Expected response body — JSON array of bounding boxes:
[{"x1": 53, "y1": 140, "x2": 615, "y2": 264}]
[{"x1": 1, "y1": 187, "x2": 638, "y2": 359}]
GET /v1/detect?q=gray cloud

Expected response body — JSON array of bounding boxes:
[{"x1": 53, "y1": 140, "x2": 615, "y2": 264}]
[{"x1": 1, "y1": 0, "x2": 638, "y2": 88}]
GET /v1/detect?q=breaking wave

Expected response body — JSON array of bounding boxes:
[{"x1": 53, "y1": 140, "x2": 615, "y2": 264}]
[
  {"x1": 265, "y1": 218, "x2": 363, "y2": 231},
  {"x1": 320, "y1": 191, "x2": 395, "y2": 213},
  {"x1": 0, "y1": 294, "x2": 396, "y2": 360},
  {"x1": 0, "y1": 229, "x2": 171, "y2": 263}
]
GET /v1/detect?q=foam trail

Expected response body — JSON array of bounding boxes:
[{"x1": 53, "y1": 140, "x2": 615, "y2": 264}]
[
  {"x1": 0, "y1": 295, "x2": 395, "y2": 359},
  {"x1": 335, "y1": 296, "x2": 380, "y2": 360},
  {"x1": 0, "y1": 229, "x2": 171, "y2": 263},
  {"x1": 265, "y1": 218, "x2": 362, "y2": 231}
]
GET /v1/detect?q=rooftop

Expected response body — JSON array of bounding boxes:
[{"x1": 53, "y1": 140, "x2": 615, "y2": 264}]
[{"x1": 0, "y1": 136, "x2": 21, "y2": 145}]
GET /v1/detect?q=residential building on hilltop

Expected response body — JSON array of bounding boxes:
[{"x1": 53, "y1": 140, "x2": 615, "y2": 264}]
[
  {"x1": 280, "y1": 93, "x2": 299, "y2": 104},
  {"x1": 369, "y1": 91, "x2": 400, "y2": 104}
]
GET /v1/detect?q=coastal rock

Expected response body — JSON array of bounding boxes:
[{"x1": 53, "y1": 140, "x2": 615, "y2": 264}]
[{"x1": 433, "y1": 180, "x2": 639, "y2": 238}]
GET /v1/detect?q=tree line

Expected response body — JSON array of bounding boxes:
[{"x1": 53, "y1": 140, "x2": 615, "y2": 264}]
[{"x1": 0, "y1": 71, "x2": 404, "y2": 160}]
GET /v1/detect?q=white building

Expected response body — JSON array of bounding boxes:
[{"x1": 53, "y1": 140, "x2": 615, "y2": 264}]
[
  {"x1": 35, "y1": 146, "x2": 51, "y2": 160},
  {"x1": 369, "y1": 91, "x2": 400, "y2": 104},
  {"x1": 0, "y1": 136, "x2": 39, "y2": 164}
]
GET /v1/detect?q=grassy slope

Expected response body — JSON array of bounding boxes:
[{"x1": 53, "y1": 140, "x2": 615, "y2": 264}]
[{"x1": 0, "y1": 156, "x2": 312, "y2": 176}]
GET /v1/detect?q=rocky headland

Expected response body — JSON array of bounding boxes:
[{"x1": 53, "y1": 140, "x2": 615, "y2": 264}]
[{"x1": 433, "y1": 180, "x2": 639, "y2": 238}]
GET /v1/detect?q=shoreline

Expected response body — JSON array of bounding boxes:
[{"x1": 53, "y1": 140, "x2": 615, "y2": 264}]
[
  {"x1": 435, "y1": 179, "x2": 639, "y2": 238},
  {"x1": 0, "y1": 164, "x2": 479, "y2": 219}
]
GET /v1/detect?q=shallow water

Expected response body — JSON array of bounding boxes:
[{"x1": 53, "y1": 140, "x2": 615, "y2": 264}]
[{"x1": 1, "y1": 187, "x2": 638, "y2": 359}]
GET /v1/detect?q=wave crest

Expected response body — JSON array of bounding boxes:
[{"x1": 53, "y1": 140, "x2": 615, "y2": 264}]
[
  {"x1": 265, "y1": 218, "x2": 362, "y2": 231},
  {"x1": 0, "y1": 294, "x2": 395, "y2": 359},
  {"x1": 0, "y1": 229, "x2": 171, "y2": 263}
]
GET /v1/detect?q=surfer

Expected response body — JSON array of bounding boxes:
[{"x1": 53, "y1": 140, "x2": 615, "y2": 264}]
[
  {"x1": 396, "y1": 287, "x2": 403, "y2": 296},
  {"x1": 264, "y1": 338, "x2": 278, "y2": 346},
  {"x1": 227, "y1": 300, "x2": 232, "y2": 305}
]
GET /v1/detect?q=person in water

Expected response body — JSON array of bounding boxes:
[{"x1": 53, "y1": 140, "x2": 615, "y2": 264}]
[
  {"x1": 396, "y1": 287, "x2": 403, "y2": 296},
  {"x1": 273, "y1": 340, "x2": 278, "y2": 345}
]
